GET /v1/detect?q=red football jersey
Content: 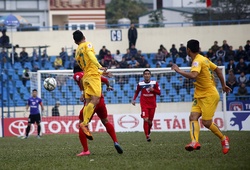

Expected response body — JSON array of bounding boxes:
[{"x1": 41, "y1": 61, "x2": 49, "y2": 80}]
[{"x1": 133, "y1": 80, "x2": 161, "y2": 108}]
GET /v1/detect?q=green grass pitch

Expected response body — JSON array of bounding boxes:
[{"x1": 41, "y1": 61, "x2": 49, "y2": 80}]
[{"x1": 0, "y1": 131, "x2": 250, "y2": 170}]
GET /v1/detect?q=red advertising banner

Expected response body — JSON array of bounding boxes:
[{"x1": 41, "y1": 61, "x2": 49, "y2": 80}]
[{"x1": 3, "y1": 115, "x2": 114, "y2": 137}]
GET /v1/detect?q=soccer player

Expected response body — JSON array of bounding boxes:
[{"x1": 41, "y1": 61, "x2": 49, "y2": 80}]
[
  {"x1": 73, "y1": 30, "x2": 107, "y2": 140},
  {"x1": 23, "y1": 89, "x2": 44, "y2": 139},
  {"x1": 73, "y1": 65, "x2": 123, "y2": 156},
  {"x1": 132, "y1": 69, "x2": 161, "y2": 142},
  {"x1": 171, "y1": 39, "x2": 231, "y2": 154}
]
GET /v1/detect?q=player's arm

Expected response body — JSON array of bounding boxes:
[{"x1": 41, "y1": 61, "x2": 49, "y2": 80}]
[
  {"x1": 40, "y1": 102, "x2": 44, "y2": 112},
  {"x1": 171, "y1": 64, "x2": 198, "y2": 79},
  {"x1": 132, "y1": 84, "x2": 140, "y2": 106},
  {"x1": 87, "y1": 51, "x2": 106, "y2": 71},
  {"x1": 212, "y1": 65, "x2": 232, "y2": 94},
  {"x1": 101, "y1": 76, "x2": 113, "y2": 91}
]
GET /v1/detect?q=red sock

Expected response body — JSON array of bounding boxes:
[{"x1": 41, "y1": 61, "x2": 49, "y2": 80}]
[
  {"x1": 143, "y1": 121, "x2": 149, "y2": 137},
  {"x1": 104, "y1": 122, "x2": 118, "y2": 143},
  {"x1": 148, "y1": 121, "x2": 153, "y2": 132},
  {"x1": 79, "y1": 128, "x2": 88, "y2": 152}
]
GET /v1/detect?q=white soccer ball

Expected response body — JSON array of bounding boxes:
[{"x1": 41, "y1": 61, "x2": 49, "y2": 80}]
[{"x1": 43, "y1": 77, "x2": 57, "y2": 91}]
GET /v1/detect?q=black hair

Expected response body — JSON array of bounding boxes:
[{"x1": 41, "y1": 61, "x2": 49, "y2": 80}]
[
  {"x1": 32, "y1": 89, "x2": 37, "y2": 92},
  {"x1": 187, "y1": 39, "x2": 200, "y2": 53},
  {"x1": 73, "y1": 30, "x2": 85, "y2": 43},
  {"x1": 73, "y1": 64, "x2": 83, "y2": 73},
  {"x1": 143, "y1": 69, "x2": 151, "y2": 74}
]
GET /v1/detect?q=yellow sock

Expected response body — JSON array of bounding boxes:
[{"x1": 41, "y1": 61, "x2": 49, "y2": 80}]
[
  {"x1": 190, "y1": 121, "x2": 200, "y2": 142},
  {"x1": 82, "y1": 103, "x2": 95, "y2": 126},
  {"x1": 209, "y1": 122, "x2": 225, "y2": 140}
]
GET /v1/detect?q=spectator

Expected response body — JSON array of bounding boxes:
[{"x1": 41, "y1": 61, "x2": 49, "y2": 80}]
[
  {"x1": 22, "y1": 67, "x2": 30, "y2": 86},
  {"x1": 211, "y1": 41, "x2": 219, "y2": 54},
  {"x1": 68, "y1": 55, "x2": 76, "y2": 69},
  {"x1": 20, "y1": 47, "x2": 29, "y2": 66},
  {"x1": 236, "y1": 46, "x2": 247, "y2": 61},
  {"x1": 238, "y1": 72, "x2": 248, "y2": 85},
  {"x1": 128, "y1": 23, "x2": 137, "y2": 48},
  {"x1": 237, "y1": 83, "x2": 248, "y2": 101},
  {"x1": 215, "y1": 47, "x2": 226, "y2": 63},
  {"x1": 55, "y1": 75, "x2": 66, "y2": 87},
  {"x1": 52, "y1": 101, "x2": 60, "y2": 116},
  {"x1": 236, "y1": 58, "x2": 248, "y2": 74},
  {"x1": 134, "y1": 50, "x2": 143, "y2": 62},
  {"x1": 0, "y1": 48, "x2": 8, "y2": 63},
  {"x1": 59, "y1": 47, "x2": 68, "y2": 66},
  {"x1": 54, "y1": 56, "x2": 63, "y2": 69},
  {"x1": 226, "y1": 46, "x2": 236, "y2": 62},
  {"x1": 216, "y1": 60, "x2": 223, "y2": 66},
  {"x1": 10, "y1": 48, "x2": 18, "y2": 63},
  {"x1": 226, "y1": 69, "x2": 237, "y2": 90},
  {"x1": 159, "y1": 44, "x2": 169, "y2": 57},
  {"x1": 129, "y1": 44, "x2": 138, "y2": 57},
  {"x1": 104, "y1": 50, "x2": 112, "y2": 66},
  {"x1": 244, "y1": 40, "x2": 250, "y2": 59},
  {"x1": 222, "y1": 40, "x2": 230, "y2": 53},
  {"x1": 179, "y1": 43, "x2": 187, "y2": 60},
  {"x1": 99, "y1": 46, "x2": 108, "y2": 60},
  {"x1": 199, "y1": 47, "x2": 204, "y2": 56},
  {"x1": 32, "y1": 49, "x2": 39, "y2": 63},
  {"x1": 31, "y1": 64, "x2": 40, "y2": 72},
  {"x1": 128, "y1": 57, "x2": 139, "y2": 68},
  {"x1": 0, "y1": 29, "x2": 10, "y2": 48},
  {"x1": 154, "y1": 49, "x2": 165, "y2": 65},
  {"x1": 41, "y1": 50, "x2": 48, "y2": 67},
  {"x1": 138, "y1": 55, "x2": 149, "y2": 68},
  {"x1": 226, "y1": 59, "x2": 236, "y2": 74},
  {"x1": 119, "y1": 57, "x2": 128, "y2": 68},
  {"x1": 123, "y1": 48, "x2": 132, "y2": 62},
  {"x1": 170, "y1": 44, "x2": 178, "y2": 62},
  {"x1": 109, "y1": 58, "x2": 118, "y2": 69},
  {"x1": 99, "y1": 58, "x2": 108, "y2": 67},
  {"x1": 166, "y1": 60, "x2": 173, "y2": 67},
  {"x1": 205, "y1": 48, "x2": 214, "y2": 60},
  {"x1": 114, "y1": 50, "x2": 123, "y2": 63}
]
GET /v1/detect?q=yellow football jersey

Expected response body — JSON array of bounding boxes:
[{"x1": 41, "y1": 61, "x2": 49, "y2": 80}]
[
  {"x1": 75, "y1": 41, "x2": 102, "y2": 76},
  {"x1": 191, "y1": 54, "x2": 219, "y2": 98}
]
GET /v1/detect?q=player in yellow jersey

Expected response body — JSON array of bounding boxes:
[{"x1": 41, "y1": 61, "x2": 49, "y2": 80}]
[
  {"x1": 73, "y1": 30, "x2": 107, "y2": 140},
  {"x1": 171, "y1": 39, "x2": 231, "y2": 154}
]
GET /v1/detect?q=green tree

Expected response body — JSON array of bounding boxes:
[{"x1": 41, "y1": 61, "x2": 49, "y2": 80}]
[
  {"x1": 190, "y1": 0, "x2": 250, "y2": 25},
  {"x1": 106, "y1": 0, "x2": 147, "y2": 25},
  {"x1": 148, "y1": 10, "x2": 165, "y2": 27}
]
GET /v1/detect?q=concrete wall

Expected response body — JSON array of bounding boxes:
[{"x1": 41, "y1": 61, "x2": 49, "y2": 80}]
[{"x1": 9, "y1": 24, "x2": 249, "y2": 56}]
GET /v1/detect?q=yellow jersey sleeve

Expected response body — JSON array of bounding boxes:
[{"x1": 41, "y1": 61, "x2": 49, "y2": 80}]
[
  {"x1": 191, "y1": 58, "x2": 201, "y2": 73},
  {"x1": 87, "y1": 51, "x2": 102, "y2": 69},
  {"x1": 209, "y1": 60, "x2": 217, "y2": 71}
]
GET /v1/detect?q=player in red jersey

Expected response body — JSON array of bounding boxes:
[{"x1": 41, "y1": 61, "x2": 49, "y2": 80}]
[
  {"x1": 73, "y1": 65, "x2": 123, "y2": 156},
  {"x1": 132, "y1": 69, "x2": 161, "y2": 142}
]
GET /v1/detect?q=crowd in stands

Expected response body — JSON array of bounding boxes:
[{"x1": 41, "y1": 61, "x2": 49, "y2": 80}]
[{"x1": 0, "y1": 28, "x2": 250, "y2": 100}]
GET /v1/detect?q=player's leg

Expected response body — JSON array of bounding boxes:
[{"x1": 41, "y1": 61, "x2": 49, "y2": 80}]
[
  {"x1": 200, "y1": 94, "x2": 230, "y2": 154},
  {"x1": 80, "y1": 76, "x2": 101, "y2": 140},
  {"x1": 148, "y1": 108, "x2": 156, "y2": 136},
  {"x1": 77, "y1": 108, "x2": 90, "y2": 156},
  {"x1": 35, "y1": 114, "x2": 41, "y2": 138},
  {"x1": 185, "y1": 99, "x2": 202, "y2": 151},
  {"x1": 24, "y1": 115, "x2": 34, "y2": 139},
  {"x1": 141, "y1": 108, "x2": 150, "y2": 141},
  {"x1": 96, "y1": 101, "x2": 123, "y2": 154}
]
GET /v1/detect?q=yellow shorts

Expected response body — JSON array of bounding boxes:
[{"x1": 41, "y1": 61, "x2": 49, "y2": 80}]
[
  {"x1": 82, "y1": 75, "x2": 101, "y2": 99},
  {"x1": 191, "y1": 94, "x2": 220, "y2": 120}
]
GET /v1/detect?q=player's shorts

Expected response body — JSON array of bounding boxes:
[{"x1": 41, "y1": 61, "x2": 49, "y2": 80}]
[
  {"x1": 191, "y1": 94, "x2": 220, "y2": 120},
  {"x1": 28, "y1": 114, "x2": 41, "y2": 124},
  {"x1": 141, "y1": 107, "x2": 156, "y2": 120},
  {"x1": 82, "y1": 74, "x2": 101, "y2": 98},
  {"x1": 79, "y1": 97, "x2": 107, "y2": 121}
]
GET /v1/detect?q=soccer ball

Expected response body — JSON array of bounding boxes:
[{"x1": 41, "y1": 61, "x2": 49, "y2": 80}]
[{"x1": 43, "y1": 77, "x2": 57, "y2": 91}]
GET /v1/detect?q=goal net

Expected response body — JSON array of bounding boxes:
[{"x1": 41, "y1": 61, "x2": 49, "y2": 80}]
[{"x1": 30, "y1": 66, "x2": 226, "y2": 117}]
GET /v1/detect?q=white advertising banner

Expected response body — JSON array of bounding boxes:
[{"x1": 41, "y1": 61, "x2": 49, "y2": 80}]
[
  {"x1": 0, "y1": 118, "x2": 2, "y2": 137},
  {"x1": 226, "y1": 111, "x2": 250, "y2": 131},
  {"x1": 113, "y1": 112, "x2": 225, "y2": 132}
]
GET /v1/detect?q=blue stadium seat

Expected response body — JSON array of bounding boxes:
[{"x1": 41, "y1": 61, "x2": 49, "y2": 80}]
[
  {"x1": 179, "y1": 88, "x2": 187, "y2": 96},
  {"x1": 233, "y1": 87, "x2": 239, "y2": 95},
  {"x1": 61, "y1": 85, "x2": 68, "y2": 93},
  {"x1": 128, "y1": 77, "x2": 137, "y2": 84},
  {"x1": 50, "y1": 56, "x2": 57, "y2": 63},
  {"x1": 173, "y1": 95, "x2": 182, "y2": 102},
  {"x1": 227, "y1": 93, "x2": 236, "y2": 101},
  {"x1": 176, "y1": 57, "x2": 184, "y2": 65},
  {"x1": 190, "y1": 88, "x2": 195, "y2": 95},
  {"x1": 24, "y1": 62, "x2": 32, "y2": 70},
  {"x1": 159, "y1": 76, "x2": 168, "y2": 83},
  {"x1": 168, "y1": 88, "x2": 177, "y2": 96},
  {"x1": 184, "y1": 95, "x2": 193, "y2": 102},
  {"x1": 13, "y1": 62, "x2": 22, "y2": 70}
]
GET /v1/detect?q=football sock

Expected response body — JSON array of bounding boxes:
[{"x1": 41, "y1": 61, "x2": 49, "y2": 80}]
[
  {"x1": 104, "y1": 122, "x2": 118, "y2": 143},
  {"x1": 148, "y1": 121, "x2": 152, "y2": 133},
  {"x1": 26, "y1": 125, "x2": 30, "y2": 137},
  {"x1": 82, "y1": 103, "x2": 95, "y2": 126},
  {"x1": 79, "y1": 128, "x2": 89, "y2": 152},
  {"x1": 143, "y1": 121, "x2": 149, "y2": 137},
  {"x1": 190, "y1": 121, "x2": 200, "y2": 142},
  {"x1": 37, "y1": 124, "x2": 41, "y2": 136},
  {"x1": 209, "y1": 122, "x2": 225, "y2": 140}
]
